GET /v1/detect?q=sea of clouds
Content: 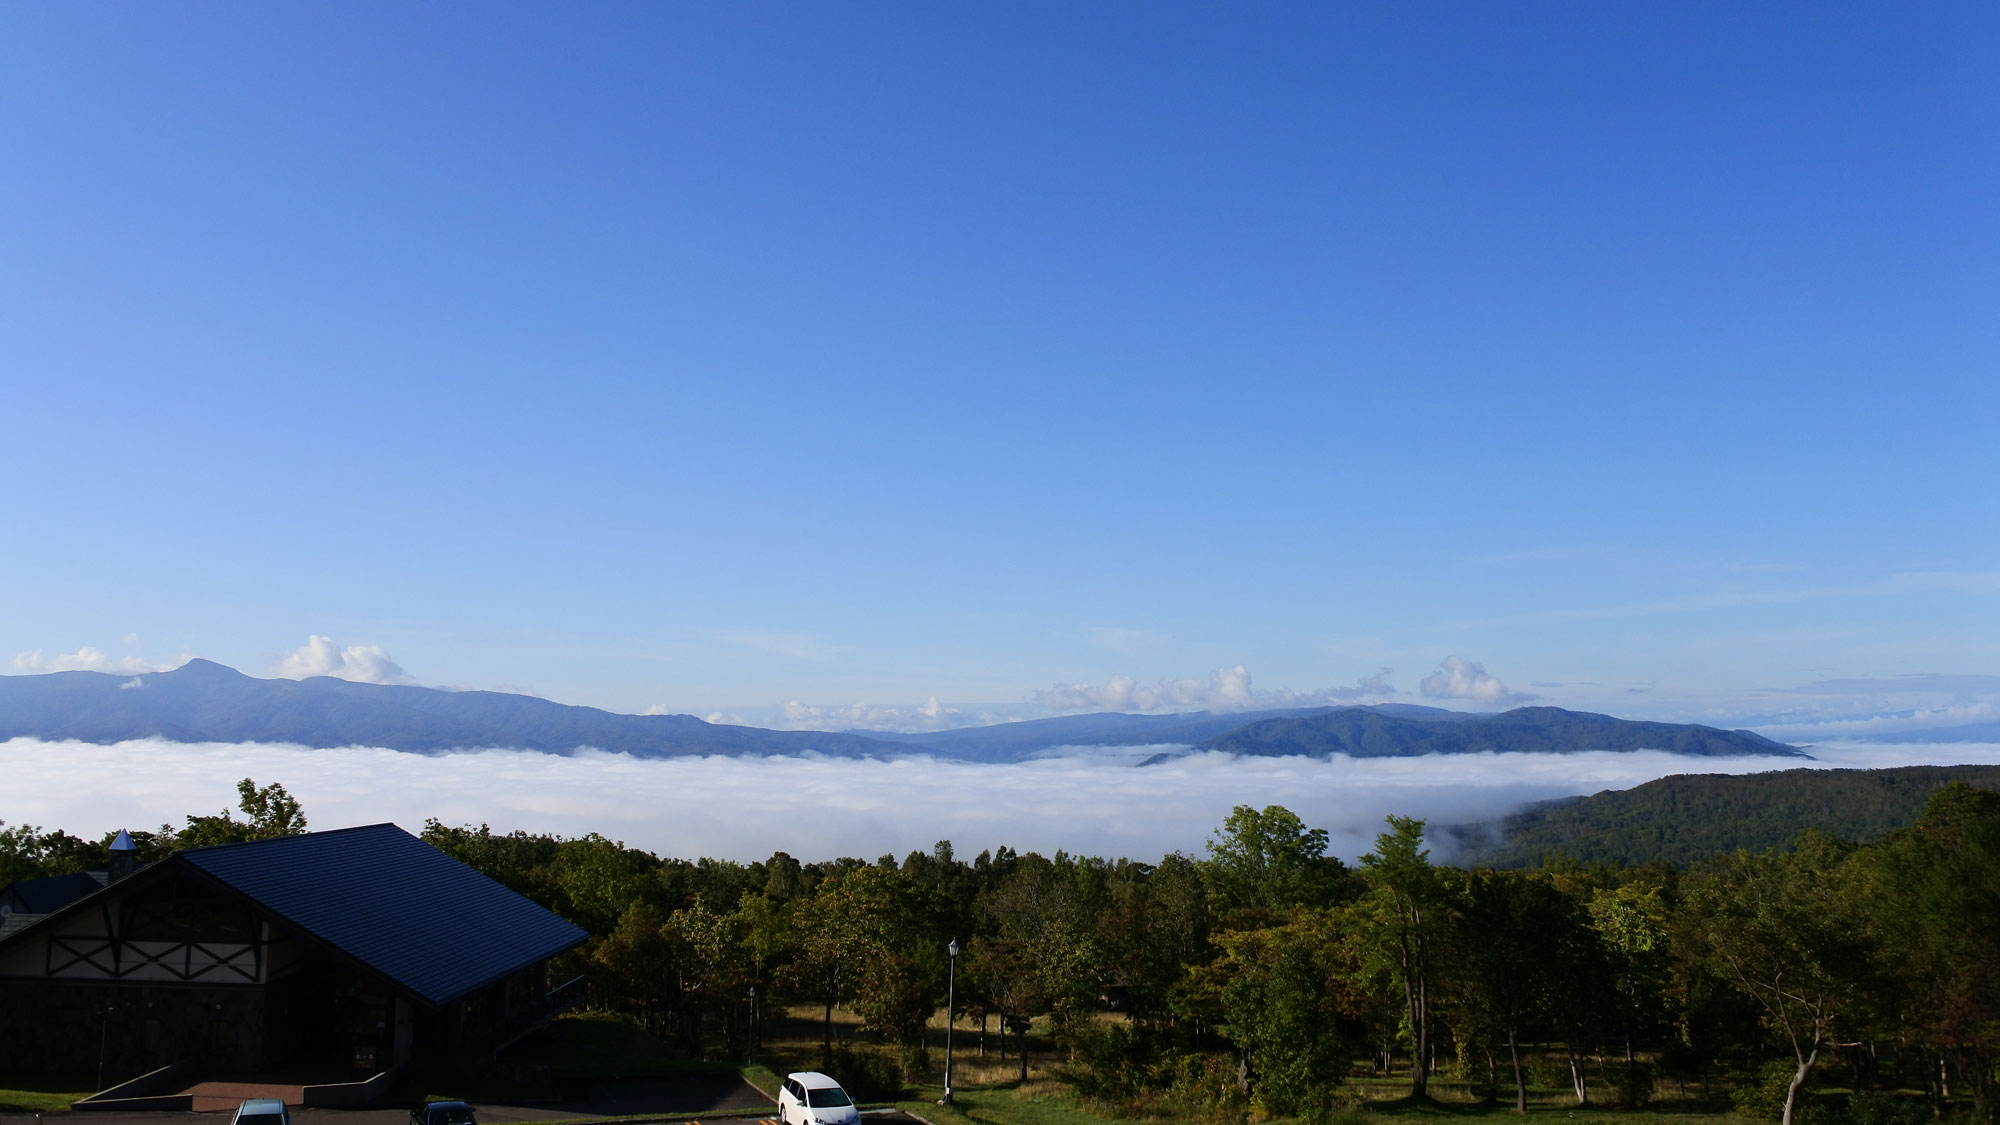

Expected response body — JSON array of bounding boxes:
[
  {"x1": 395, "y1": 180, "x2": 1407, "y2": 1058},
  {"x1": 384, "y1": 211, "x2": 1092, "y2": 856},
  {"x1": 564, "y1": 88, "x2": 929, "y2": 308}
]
[{"x1": 5, "y1": 739, "x2": 1997, "y2": 865}]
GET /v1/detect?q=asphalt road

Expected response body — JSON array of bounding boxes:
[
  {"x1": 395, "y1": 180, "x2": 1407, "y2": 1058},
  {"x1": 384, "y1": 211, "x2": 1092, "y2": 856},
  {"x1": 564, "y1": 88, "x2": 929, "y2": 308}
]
[{"x1": 0, "y1": 1072, "x2": 788, "y2": 1125}]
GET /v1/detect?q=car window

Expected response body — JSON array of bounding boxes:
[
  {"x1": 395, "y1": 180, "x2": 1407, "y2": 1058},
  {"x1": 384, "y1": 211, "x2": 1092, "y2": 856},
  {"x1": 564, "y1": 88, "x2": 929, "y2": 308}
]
[
  {"x1": 806, "y1": 1087, "x2": 852, "y2": 1108},
  {"x1": 237, "y1": 1114, "x2": 286, "y2": 1125},
  {"x1": 435, "y1": 1110, "x2": 476, "y2": 1125}
]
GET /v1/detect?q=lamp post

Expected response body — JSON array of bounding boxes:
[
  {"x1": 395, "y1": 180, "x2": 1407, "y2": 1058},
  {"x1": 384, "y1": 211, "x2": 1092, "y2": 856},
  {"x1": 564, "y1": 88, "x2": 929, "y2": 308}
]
[{"x1": 941, "y1": 939, "x2": 959, "y2": 1105}]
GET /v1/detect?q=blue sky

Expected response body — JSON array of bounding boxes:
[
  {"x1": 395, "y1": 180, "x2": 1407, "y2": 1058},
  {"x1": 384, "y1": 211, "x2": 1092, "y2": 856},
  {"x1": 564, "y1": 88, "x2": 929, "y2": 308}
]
[{"x1": 4, "y1": 3, "x2": 1995, "y2": 731}]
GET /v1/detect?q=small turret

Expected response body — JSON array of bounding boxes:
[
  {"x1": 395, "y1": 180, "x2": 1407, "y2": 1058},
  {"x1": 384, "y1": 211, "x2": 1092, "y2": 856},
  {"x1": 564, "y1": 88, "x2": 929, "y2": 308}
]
[{"x1": 108, "y1": 829, "x2": 138, "y2": 882}]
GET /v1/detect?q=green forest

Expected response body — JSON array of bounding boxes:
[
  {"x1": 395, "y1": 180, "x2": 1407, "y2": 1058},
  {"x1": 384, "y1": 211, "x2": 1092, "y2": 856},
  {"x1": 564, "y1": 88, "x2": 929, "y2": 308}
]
[{"x1": 5, "y1": 776, "x2": 1997, "y2": 1125}]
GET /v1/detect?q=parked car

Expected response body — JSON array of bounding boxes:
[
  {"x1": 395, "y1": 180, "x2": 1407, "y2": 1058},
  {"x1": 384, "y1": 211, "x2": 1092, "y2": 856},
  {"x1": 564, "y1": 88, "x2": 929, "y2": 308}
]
[
  {"x1": 778, "y1": 1071, "x2": 857, "y2": 1125},
  {"x1": 411, "y1": 1101, "x2": 479, "y2": 1125},
  {"x1": 231, "y1": 1099, "x2": 291, "y2": 1125}
]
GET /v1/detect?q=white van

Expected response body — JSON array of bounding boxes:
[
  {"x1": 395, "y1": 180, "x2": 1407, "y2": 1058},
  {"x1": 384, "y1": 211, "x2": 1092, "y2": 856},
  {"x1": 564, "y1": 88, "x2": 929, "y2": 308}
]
[{"x1": 777, "y1": 1071, "x2": 858, "y2": 1125}]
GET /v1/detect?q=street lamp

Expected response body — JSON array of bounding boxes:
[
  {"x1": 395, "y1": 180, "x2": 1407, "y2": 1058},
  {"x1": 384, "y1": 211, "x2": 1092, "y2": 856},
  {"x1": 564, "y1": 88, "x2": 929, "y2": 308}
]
[{"x1": 941, "y1": 939, "x2": 960, "y2": 1105}]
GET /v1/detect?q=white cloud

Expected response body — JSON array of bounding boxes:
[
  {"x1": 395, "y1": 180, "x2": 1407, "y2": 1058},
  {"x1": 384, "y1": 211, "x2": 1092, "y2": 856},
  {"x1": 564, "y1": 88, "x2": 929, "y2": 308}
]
[
  {"x1": 1037, "y1": 666, "x2": 1256, "y2": 713},
  {"x1": 276, "y1": 636, "x2": 413, "y2": 685},
  {"x1": 121, "y1": 677, "x2": 145, "y2": 690},
  {"x1": 12, "y1": 647, "x2": 178, "y2": 676},
  {"x1": 1420, "y1": 656, "x2": 1533, "y2": 706},
  {"x1": 778, "y1": 697, "x2": 963, "y2": 731},
  {"x1": 3, "y1": 738, "x2": 1991, "y2": 866},
  {"x1": 1034, "y1": 665, "x2": 1395, "y2": 716}
]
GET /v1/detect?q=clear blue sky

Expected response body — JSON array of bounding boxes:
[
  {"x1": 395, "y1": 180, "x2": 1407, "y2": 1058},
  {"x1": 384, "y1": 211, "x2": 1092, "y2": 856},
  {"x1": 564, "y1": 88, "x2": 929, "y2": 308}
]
[{"x1": 4, "y1": 3, "x2": 1995, "y2": 730}]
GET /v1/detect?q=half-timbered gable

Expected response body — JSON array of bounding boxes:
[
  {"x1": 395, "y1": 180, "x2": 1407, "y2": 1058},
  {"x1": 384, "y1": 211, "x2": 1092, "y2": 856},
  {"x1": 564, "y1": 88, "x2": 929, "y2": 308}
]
[{"x1": 0, "y1": 824, "x2": 587, "y2": 1080}]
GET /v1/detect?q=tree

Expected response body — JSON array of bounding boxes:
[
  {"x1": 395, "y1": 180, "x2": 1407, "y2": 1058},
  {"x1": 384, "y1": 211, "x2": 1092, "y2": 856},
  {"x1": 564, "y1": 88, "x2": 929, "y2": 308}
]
[
  {"x1": 1206, "y1": 804, "x2": 1343, "y2": 914},
  {"x1": 1862, "y1": 784, "x2": 2000, "y2": 1119},
  {"x1": 1359, "y1": 815, "x2": 1449, "y2": 1099},
  {"x1": 1213, "y1": 911, "x2": 1358, "y2": 1119},
  {"x1": 177, "y1": 778, "x2": 308, "y2": 849},
  {"x1": 784, "y1": 865, "x2": 932, "y2": 1062},
  {"x1": 1676, "y1": 832, "x2": 1873, "y2": 1125},
  {"x1": 1451, "y1": 870, "x2": 1573, "y2": 1112}
]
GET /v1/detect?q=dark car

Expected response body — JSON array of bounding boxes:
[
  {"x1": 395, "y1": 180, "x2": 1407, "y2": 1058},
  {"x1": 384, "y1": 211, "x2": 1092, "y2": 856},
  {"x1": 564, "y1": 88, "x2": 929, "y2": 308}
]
[{"x1": 412, "y1": 1101, "x2": 478, "y2": 1125}]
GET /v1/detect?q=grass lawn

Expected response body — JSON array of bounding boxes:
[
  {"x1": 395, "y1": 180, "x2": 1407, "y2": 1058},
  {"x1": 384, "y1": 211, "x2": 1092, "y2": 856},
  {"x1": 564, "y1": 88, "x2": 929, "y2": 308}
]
[
  {"x1": 0, "y1": 1072, "x2": 98, "y2": 1112},
  {"x1": 487, "y1": 1005, "x2": 1766, "y2": 1125}
]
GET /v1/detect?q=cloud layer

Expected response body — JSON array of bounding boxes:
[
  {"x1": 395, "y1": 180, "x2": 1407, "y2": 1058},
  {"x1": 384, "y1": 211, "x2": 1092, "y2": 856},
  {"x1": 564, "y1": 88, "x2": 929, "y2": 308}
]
[
  {"x1": 276, "y1": 636, "x2": 412, "y2": 684},
  {"x1": 6, "y1": 738, "x2": 1990, "y2": 865}
]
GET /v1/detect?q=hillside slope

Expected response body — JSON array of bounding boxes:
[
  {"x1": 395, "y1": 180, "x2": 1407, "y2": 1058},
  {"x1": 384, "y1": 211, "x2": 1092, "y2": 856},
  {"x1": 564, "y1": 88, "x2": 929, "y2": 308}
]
[
  {"x1": 1201, "y1": 705, "x2": 1802, "y2": 759},
  {"x1": 1458, "y1": 763, "x2": 2000, "y2": 868}
]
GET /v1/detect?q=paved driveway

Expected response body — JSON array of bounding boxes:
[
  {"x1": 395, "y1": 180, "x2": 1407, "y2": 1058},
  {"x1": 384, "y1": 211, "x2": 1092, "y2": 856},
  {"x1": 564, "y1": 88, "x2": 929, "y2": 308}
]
[{"x1": 0, "y1": 1072, "x2": 778, "y2": 1125}]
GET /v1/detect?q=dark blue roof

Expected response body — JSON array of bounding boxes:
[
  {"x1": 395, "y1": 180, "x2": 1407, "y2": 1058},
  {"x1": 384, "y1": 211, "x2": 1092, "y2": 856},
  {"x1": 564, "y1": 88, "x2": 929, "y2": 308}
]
[
  {"x1": 2, "y1": 871, "x2": 107, "y2": 914},
  {"x1": 179, "y1": 823, "x2": 587, "y2": 1007}
]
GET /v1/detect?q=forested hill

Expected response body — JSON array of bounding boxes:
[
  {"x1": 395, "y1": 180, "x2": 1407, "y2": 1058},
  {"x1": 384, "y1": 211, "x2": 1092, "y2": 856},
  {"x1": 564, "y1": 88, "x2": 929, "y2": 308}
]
[
  {"x1": 1198, "y1": 705, "x2": 1802, "y2": 759},
  {"x1": 1459, "y1": 763, "x2": 2000, "y2": 868}
]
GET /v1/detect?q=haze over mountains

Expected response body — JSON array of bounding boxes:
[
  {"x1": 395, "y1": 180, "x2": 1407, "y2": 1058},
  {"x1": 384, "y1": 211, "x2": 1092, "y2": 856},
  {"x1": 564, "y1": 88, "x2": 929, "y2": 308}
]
[{"x1": 0, "y1": 660, "x2": 1806, "y2": 762}]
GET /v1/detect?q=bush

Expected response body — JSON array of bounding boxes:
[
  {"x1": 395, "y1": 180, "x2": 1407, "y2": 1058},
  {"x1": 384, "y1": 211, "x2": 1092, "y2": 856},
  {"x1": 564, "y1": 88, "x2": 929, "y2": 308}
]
[
  {"x1": 1527, "y1": 1056, "x2": 1571, "y2": 1091},
  {"x1": 1613, "y1": 1061, "x2": 1657, "y2": 1108},
  {"x1": 1059, "y1": 1022, "x2": 1150, "y2": 1106},
  {"x1": 1838, "y1": 1092, "x2": 1931, "y2": 1125},
  {"x1": 1734, "y1": 1060, "x2": 1815, "y2": 1123},
  {"x1": 826, "y1": 1045, "x2": 903, "y2": 1102},
  {"x1": 1162, "y1": 1050, "x2": 1249, "y2": 1124}
]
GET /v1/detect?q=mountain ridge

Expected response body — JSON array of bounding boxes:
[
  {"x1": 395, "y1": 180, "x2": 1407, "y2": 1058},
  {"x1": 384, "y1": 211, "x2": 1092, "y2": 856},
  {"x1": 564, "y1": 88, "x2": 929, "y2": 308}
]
[{"x1": 0, "y1": 661, "x2": 1802, "y2": 763}]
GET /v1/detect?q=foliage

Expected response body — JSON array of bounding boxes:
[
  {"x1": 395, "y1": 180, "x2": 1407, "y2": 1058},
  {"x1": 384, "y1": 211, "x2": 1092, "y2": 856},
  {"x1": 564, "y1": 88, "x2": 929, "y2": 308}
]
[
  {"x1": 1469, "y1": 765, "x2": 2000, "y2": 869},
  {"x1": 11, "y1": 771, "x2": 2000, "y2": 1125}
]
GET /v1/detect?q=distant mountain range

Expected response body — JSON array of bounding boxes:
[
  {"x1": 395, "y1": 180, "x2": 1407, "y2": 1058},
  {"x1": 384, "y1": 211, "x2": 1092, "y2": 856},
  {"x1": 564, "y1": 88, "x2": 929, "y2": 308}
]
[
  {"x1": 0, "y1": 660, "x2": 1803, "y2": 763},
  {"x1": 1188, "y1": 705, "x2": 1802, "y2": 760}
]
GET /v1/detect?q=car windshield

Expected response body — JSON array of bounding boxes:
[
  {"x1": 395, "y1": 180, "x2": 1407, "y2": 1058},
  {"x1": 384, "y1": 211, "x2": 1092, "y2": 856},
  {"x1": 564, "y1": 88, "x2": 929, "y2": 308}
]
[
  {"x1": 239, "y1": 1114, "x2": 285, "y2": 1125},
  {"x1": 432, "y1": 1109, "x2": 476, "y2": 1124},
  {"x1": 805, "y1": 1087, "x2": 852, "y2": 1108}
]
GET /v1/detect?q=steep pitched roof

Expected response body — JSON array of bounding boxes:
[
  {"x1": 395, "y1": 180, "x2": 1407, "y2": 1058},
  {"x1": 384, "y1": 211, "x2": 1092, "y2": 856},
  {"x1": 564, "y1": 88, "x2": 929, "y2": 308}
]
[{"x1": 176, "y1": 823, "x2": 587, "y2": 1007}]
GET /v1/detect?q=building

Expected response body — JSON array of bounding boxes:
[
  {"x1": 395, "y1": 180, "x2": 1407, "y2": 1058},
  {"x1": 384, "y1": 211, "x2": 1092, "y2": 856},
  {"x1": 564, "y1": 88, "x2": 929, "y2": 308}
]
[{"x1": 0, "y1": 823, "x2": 589, "y2": 1080}]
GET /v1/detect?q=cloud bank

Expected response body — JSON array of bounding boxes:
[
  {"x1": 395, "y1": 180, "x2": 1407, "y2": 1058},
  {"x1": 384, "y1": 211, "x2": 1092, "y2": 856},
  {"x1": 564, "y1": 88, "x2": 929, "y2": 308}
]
[
  {"x1": 6, "y1": 738, "x2": 1991, "y2": 866},
  {"x1": 276, "y1": 636, "x2": 412, "y2": 685}
]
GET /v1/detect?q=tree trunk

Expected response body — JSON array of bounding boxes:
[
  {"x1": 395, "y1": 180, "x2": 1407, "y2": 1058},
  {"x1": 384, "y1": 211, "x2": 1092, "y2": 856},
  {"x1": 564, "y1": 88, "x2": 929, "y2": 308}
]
[
  {"x1": 1568, "y1": 1038, "x2": 1589, "y2": 1105},
  {"x1": 822, "y1": 996, "x2": 835, "y2": 1066},
  {"x1": 1510, "y1": 1027, "x2": 1528, "y2": 1114},
  {"x1": 1781, "y1": 1040, "x2": 1822, "y2": 1125}
]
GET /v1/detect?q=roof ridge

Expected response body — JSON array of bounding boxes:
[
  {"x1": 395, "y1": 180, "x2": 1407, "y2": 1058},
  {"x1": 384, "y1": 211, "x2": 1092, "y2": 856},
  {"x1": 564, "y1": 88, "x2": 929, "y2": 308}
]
[{"x1": 175, "y1": 821, "x2": 407, "y2": 854}]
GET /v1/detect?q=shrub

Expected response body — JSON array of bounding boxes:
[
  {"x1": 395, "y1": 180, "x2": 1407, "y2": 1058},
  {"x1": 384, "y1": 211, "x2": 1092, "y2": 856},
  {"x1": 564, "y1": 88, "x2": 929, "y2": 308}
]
[
  {"x1": 1613, "y1": 1061, "x2": 1657, "y2": 1108},
  {"x1": 1838, "y1": 1092, "x2": 1931, "y2": 1125},
  {"x1": 826, "y1": 1045, "x2": 903, "y2": 1102},
  {"x1": 1162, "y1": 1050, "x2": 1249, "y2": 1124},
  {"x1": 1734, "y1": 1061, "x2": 1815, "y2": 1123},
  {"x1": 1526, "y1": 1056, "x2": 1571, "y2": 1090}
]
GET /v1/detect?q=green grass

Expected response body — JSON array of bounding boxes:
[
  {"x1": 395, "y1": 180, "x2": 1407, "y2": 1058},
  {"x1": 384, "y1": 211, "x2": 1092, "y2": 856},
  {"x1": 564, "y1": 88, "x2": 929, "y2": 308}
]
[
  {"x1": 885, "y1": 1071, "x2": 1753, "y2": 1125},
  {"x1": 903, "y1": 1085, "x2": 1150, "y2": 1125},
  {"x1": 0, "y1": 1072, "x2": 98, "y2": 1112}
]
